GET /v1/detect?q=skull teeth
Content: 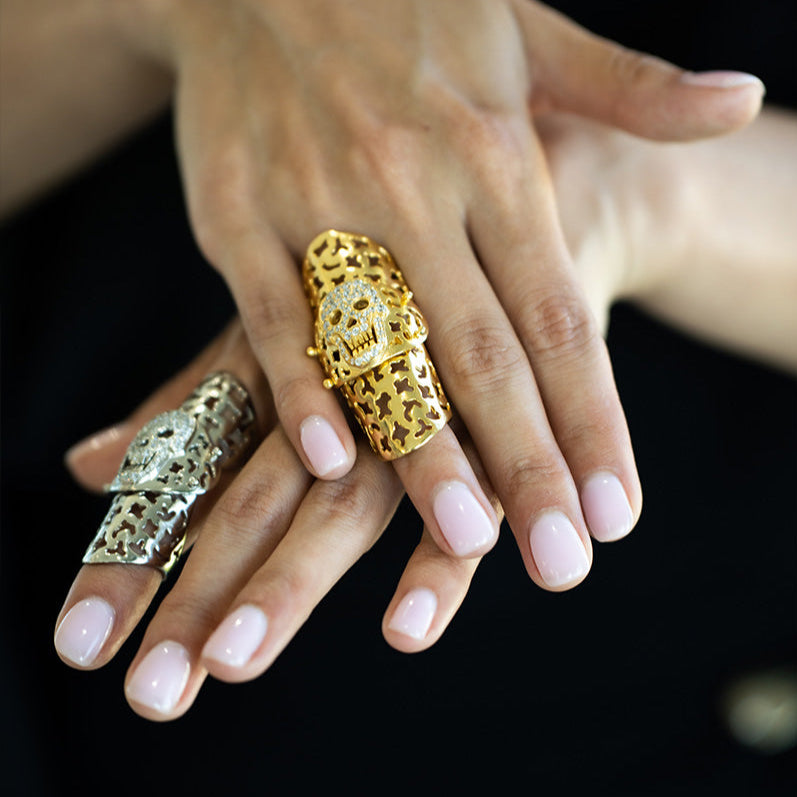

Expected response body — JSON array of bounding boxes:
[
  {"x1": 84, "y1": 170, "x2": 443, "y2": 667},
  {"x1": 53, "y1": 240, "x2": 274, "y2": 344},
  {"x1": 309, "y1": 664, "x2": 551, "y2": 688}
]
[{"x1": 346, "y1": 325, "x2": 376, "y2": 356}]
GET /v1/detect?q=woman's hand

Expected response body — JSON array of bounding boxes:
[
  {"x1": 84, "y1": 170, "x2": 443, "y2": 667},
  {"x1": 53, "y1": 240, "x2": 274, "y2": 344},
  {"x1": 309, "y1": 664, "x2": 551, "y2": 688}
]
[
  {"x1": 56, "y1": 321, "x2": 496, "y2": 721},
  {"x1": 95, "y1": 0, "x2": 762, "y2": 589}
]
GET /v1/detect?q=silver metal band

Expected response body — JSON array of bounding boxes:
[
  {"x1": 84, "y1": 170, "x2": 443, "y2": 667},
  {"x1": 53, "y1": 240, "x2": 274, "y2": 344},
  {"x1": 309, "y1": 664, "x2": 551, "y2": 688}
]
[{"x1": 82, "y1": 372, "x2": 255, "y2": 575}]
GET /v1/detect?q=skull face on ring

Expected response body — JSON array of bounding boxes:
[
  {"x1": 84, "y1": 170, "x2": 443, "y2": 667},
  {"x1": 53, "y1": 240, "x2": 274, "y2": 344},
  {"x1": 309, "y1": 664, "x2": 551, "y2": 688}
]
[
  {"x1": 112, "y1": 410, "x2": 196, "y2": 490},
  {"x1": 321, "y1": 280, "x2": 388, "y2": 369},
  {"x1": 318, "y1": 278, "x2": 427, "y2": 384}
]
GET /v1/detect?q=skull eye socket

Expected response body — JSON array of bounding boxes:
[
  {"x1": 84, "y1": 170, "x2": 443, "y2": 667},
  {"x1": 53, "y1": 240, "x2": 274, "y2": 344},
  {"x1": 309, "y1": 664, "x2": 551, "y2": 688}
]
[
  {"x1": 329, "y1": 309, "x2": 342, "y2": 325},
  {"x1": 353, "y1": 298, "x2": 370, "y2": 311},
  {"x1": 157, "y1": 429, "x2": 174, "y2": 439}
]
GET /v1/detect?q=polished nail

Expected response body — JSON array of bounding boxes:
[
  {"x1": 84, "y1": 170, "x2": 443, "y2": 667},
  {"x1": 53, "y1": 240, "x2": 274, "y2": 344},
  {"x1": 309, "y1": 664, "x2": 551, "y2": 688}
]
[
  {"x1": 54, "y1": 597, "x2": 114, "y2": 667},
  {"x1": 433, "y1": 481, "x2": 496, "y2": 557},
  {"x1": 529, "y1": 511, "x2": 590, "y2": 588},
  {"x1": 202, "y1": 605, "x2": 268, "y2": 668},
  {"x1": 300, "y1": 415, "x2": 350, "y2": 477},
  {"x1": 581, "y1": 472, "x2": 634, "y2": 543},
  {"x1": 388, "y1": 588, "x2": 437, "y2": 640},
  {"x1": 125, "y1": 641, "x2": 190, "y2": 714},
  {"x1": 64, "y1": 423, "x2": 128, "y2": 466},
  {"x1": 681, "y1": 70, "x2": 764, "y2": 89}
]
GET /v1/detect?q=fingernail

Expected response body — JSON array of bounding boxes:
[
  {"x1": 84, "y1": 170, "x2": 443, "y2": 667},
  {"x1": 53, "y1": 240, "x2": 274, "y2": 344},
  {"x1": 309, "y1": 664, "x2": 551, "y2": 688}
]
[
  {"x1": 388, "y1": 588, "x2": 437, "y2": 640},
  {"x1": 432, "y1": 481, "x2": 496, "y2": 557},
  {"x1": 681, "y1": 71, "x2": 764, "y2": 89},
  {"x1": 64, "y1": 423, "x2": 128, "y2": 466},
  {"x1": 125, "y1": 641, "x2": 190, "y2": 714},
  {"x1": 300, "y1": 415, "x2": 350, "y2": 477},
  {"x1": 54, "y1": 597, "x2": 115, "y2": 667},
  {"x1": 202, "y1": 605, "x2": 268, "y2": 668},
  {"x1": 529, "y1": 511, "x2": 590, "y2": 588},
  {"x1": 581, "y1": 472, "x2": 635, "y2": 543}
]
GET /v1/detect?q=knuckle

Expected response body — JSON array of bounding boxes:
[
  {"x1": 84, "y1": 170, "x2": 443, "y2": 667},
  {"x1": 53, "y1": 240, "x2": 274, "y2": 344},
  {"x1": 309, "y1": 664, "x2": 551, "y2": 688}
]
[
  {"x1": 557, "y1": 413, "x2": 618, "y2": 457},
  {"x1": 500, "y1": 455, "x2": 565, "y2": 503},
  {"x1": 457, "y1": 107, "x2": 526, "y2": 161},
  {"x1": 443, "y1": 316, "x2": 526, "y2": 392},
  {"x1": 522, "y1": 288, "x2": 597, "y2": 360},
  {"x1": 347, "y1": 123, "x2": 425, "y2": 213},
  {"x1": 213, "y1": 478, "x2": 278, "y2": 536},
  {"x1": 606, "y1": 45, "x2": 652, "y2": 87},
  {"x1": 312, "y1": 477, "x2": 373, "y2": 530}
]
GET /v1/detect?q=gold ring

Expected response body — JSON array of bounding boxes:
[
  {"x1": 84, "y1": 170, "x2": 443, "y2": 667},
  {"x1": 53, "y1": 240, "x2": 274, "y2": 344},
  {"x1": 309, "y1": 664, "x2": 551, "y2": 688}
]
[{"x1": 303, "y1": 230, "x2": 451, "y2": 460}]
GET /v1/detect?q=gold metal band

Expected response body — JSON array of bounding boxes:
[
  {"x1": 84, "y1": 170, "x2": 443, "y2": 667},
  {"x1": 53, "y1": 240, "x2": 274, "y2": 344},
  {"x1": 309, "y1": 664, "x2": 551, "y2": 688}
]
[{"x1": 304, "y1": 230, "x2": 451, "y2": 460}]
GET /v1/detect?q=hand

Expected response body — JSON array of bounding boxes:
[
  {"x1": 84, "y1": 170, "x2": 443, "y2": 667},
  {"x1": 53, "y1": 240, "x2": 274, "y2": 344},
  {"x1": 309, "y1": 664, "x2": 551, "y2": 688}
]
[
  {"x1": 56, "y1": 321, "x2": 497, "y2": 721},
  {"x1": 101, "y1": 0, "x2": 763, "y2": 589}
]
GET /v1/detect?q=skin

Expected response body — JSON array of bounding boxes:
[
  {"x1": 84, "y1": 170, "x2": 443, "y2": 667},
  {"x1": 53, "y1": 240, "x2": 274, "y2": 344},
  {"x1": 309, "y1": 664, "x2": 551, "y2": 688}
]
[{"x1": 59, "y1": 108, "x2": 797, "y2": 720}]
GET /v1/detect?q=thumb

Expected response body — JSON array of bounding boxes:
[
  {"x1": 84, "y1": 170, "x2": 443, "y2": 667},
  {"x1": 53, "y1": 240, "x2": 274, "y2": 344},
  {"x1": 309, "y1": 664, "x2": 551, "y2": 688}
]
[{"x1": 514, "y1": 0, "x2": 764, "y2": 140}]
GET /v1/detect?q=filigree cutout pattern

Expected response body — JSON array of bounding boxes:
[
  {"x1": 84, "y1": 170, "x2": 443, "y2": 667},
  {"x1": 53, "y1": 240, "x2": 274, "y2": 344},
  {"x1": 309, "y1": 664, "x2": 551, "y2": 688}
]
[
  {"x1": 83, "y1": 372, "x2": 255, "y2": 575},
  {"x1": 304, "y1": 230, "x2": 451, "y2": 460}
]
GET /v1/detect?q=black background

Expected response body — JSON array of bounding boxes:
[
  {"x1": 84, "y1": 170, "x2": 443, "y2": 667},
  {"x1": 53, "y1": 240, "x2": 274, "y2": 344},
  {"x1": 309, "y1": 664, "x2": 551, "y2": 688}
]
[{"x1": 2, "y1": 1, "x2": 795, "y2": 794}]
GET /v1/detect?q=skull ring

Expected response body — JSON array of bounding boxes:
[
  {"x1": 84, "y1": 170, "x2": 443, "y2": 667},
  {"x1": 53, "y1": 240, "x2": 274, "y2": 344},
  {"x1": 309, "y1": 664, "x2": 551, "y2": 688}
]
[
  {"x1": 304, "y1": 229, "x2": 451, "y2": 460},
  {"x1": 82, "y1": 372, "x2": 255, "y2": 575}
]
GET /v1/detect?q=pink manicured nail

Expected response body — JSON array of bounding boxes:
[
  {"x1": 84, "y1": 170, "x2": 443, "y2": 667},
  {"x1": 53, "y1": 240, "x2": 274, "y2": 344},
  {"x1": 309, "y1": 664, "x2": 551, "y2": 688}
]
[
  {"x1": 65, "y1": 423, "x2": 128, "y2": 466},
  {"x1": 300, "y1": 415, "x2": 350, "y2": 477},
  {"x1": 125, "y1": 641, "x2": 190, "y2": 714},
  {"x1": 54, "y1": 597, "x2": 114, "y2": 667},
  {"x1": 432, "y1": 481, "x2": 496, "y2": 557},
  {"x1": 529, "y1": 512, "x2": 590, "y2": 588},
  {"x1": 388, "y1": 588, "x2": 437, "y2": 640},
  {"x1": 202, "y1": 605, "x2": 268, "y2": 668},
  {"x1": 581, "y1": 472, "x2": 634, "y2": 542},
  {"x1": 681, "y1": 71, "x2": 764, "y2": 89}
]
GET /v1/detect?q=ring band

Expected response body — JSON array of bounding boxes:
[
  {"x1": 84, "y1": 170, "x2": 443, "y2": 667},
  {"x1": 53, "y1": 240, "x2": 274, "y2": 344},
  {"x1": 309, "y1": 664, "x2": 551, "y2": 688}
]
[
  {"x1": 303, "y1": 230, "x2": 451, "y2": 460},
  {"x1": 82, "y1": 371, "x2": 255, "y2": 575}
]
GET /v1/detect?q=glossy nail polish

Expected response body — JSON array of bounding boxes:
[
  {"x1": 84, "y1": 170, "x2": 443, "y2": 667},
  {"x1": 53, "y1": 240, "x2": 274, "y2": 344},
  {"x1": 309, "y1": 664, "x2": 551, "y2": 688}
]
[
  {"x1": 125, "y1": 641, "x2": 190, "y2": 714},
  {"x1": 433, "y1": 481, "x2": 496, "y2": 556},
  {"x1": 529, "y1": 511, "x2": 590, "y2": 588},
  {"x1": 680, "y1": 71, "x2": 764, "y2": 89},
  {"x1": 300, "y1": 415, "x2": 350, "y2": 477},
  {"x1": 202, "y1": 605, "x2": 268, "y2": 668},
  {"x1": 581, "y1": 472, "x2": 635, "y2": 543},
  {"x1": 388, "y1": 588, "x2": 437, "y2": 640},
  {"x1": 54, "y1": 597, "x2": 114, "y2": 667}
]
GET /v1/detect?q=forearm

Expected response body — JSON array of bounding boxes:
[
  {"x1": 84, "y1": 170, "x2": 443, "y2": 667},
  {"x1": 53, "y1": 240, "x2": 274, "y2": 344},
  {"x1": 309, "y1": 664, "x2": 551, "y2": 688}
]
[
  {"x1": 0, "y1": 0, "x2": 172, "y2": 218},
  {"x1": 632, "y1": 107, "x2": 797, "y2": 372}
]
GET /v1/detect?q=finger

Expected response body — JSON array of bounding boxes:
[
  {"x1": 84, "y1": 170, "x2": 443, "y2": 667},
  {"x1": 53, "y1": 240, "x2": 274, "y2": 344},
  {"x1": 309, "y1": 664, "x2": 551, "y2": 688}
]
[
  {"x1": 53, "y1": 332, "x2": 269, "y2": 671},
  {"x1": 468, "y1": 130, "x2": 642, "y2": 546},
  {"x1": 383, "y1": 437, "x2": 500, "y2": 651},
  {"x1": 382, "y1": 527, "x2": 481, "y2": 652},
  {"x1": 175, "y1": 72, "x2": 357, "y2": 482},
  {"x1": 120, "y1": 427, "x2": 313, "y2": 719},
  {"x1": 64, "y1": 320, "x2": 272, "y2": 492},
  {"x1": 386, "y1": 220, "x2": 593, "y2": 592},
  {"x1": 391, "y1": 426, "x2": 500, "y2": 559},
  {"x1": 119, "y1": 441, "x2": 400, "y2": 720},
  {"x1": 513, "y1": 0, "x2": 764, "y2": 139}
]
